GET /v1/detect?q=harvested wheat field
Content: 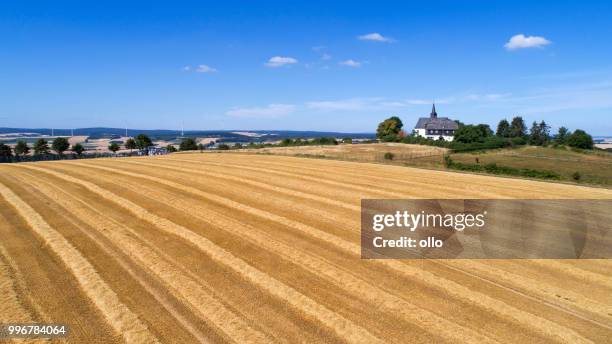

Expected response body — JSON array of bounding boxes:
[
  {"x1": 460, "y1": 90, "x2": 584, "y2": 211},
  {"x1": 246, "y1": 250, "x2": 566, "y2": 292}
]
[
  {"x1": 1, "y1": 153, "x2": 612, "y2": 343},
  {"x1": 243, "y1": 143, "x2": 447, "y2": 166}
]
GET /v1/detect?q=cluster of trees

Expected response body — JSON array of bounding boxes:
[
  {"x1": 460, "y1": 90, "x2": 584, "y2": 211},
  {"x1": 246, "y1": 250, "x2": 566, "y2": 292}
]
[{"x1": 494, "y1": 117, "x2": 593, "y2": 149}]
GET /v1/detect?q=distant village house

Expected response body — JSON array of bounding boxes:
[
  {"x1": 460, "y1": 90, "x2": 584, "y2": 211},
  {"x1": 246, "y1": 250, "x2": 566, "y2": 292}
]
[
  {"x1": 413, "y1": 104, "x2": 458, "y2": 141},
  {"x1": 139, "y1": 146, "x2": 168, "y2": 156}
]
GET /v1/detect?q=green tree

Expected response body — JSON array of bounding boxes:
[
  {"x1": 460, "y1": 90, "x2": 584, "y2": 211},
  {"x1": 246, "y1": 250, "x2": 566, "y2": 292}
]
[
  {"x1": 108, "y1": 142, "x2": 120, "y2": 153},
  {"x1": 52, "y1": 137, "x2": 70, "y2": 154},
  {"x1": 134, "y1": 134, "x2": 153, "y2": 150},
  {"x1": 125, "y1": 138, "x2": 136, "y2": 151},
  {"x1": 33, "y1": 139, "x2": 50, "y2": 155},
  {"x1": 72, "y1": 143, "x2": 85, "y2": 155},
  {"x1": 179, "y1": 137, "x2": 198, "y2": 151},
  {"x1": 554, "y1": 127, "x2": 570, "y2": 144},
  {"x1": 342, "y1": 137, "x2": 353, "y2": 144},
  {"x1": 376, "y1": 116, "x2": 403, "y2": 141},
  {"x1": 234, "y1": 143, "x2": 243, "y2": 149},
  {"x1": 476, "y1": 124, "x2": 493, "y2": 138},
  {"x1": 539, "y1": 121, "x2": 550, "y2": 143},
  {"x1": 14, "y1": 140, "x2": 30, "y2": 156},
  {"x1": 217, "y1": 143, "x2": 230, "y2": 150},
  {"x1": 529, "y1": 121, "x2": 550, "y2": 146},
  {"x1": 454, "y1": 124, "x2": 492, "y2": 143},
  {"x1": 198, "y1": 143, "x2": 205, "y2": 152},
  {"x1": 566, "y1": 130, "x2": 594, "y2": 149},
  {"x1": 0, "y1": 143, "x2": 12, "y2": 157},
  {"x1": 496, "y1": 119, "x2": 510, "y2": 137},
  {"x1": 509, "y1": 116, "x2": 527, "y2": 138},
  {"x1": 166, "y1": 144, "x2": 177, "y2": 152}
]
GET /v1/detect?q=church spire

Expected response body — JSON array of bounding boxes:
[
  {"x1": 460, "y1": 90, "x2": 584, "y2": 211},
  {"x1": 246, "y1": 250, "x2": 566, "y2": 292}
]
[{"x1": 430, "y1": 102, "x2": 438, "y2": 118}]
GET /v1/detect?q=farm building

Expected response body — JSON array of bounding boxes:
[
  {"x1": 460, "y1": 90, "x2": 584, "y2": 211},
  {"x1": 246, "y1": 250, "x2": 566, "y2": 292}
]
[{"x1": 413, "y1": 104, "x2": 459, "y2": 141}]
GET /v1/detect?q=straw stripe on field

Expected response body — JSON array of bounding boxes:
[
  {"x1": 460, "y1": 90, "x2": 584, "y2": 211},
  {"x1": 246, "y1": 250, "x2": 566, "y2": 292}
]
[
  {"x1": 14, "y1": 172, "x2": 263, "y2": 344},
  {"x1": 0, "y1": 182, "x2": 159, "y2": 344},
  {"x1": 56, "y1": 160, "x2": 592, "y2": 343},
  {"x1": 20, "y1": 164, "x2": 383, "y2": 344},
  {"x1": 68, "y1": 163, "x2": 498, "y2": 343}
]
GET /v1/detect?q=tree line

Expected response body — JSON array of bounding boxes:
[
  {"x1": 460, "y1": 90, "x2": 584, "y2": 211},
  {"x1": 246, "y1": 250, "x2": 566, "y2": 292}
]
[{"x1": 0, "y1": 137, "x2": 84, "y2": 158}]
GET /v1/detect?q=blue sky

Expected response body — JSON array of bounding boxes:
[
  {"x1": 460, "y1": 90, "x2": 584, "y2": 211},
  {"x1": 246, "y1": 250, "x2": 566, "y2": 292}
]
[{"x1": 1, "y1": 1, "x2": 612, "y2": 134}]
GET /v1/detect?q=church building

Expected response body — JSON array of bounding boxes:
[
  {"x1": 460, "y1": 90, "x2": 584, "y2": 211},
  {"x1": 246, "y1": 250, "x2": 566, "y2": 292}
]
[{"x1": 413, "y1": 104, "x2": 459, "y2": 141}]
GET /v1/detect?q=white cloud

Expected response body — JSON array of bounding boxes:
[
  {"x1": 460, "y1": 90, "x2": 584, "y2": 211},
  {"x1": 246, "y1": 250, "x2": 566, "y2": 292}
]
[
  {"x1": 195, "y1": 64, "x2": 217, "y2": 73},
  {"x1": 405, "y1": 99, "x2": 431, "y2": 105},
  {"x1": 225, "y1": 104, "x2": 296, "y2": 118},
  {"x1": 321, "y1": 53, "x2": 332, "y2": 60},
  {"x1": 504, "y1": 34, "x2": 551, "y2": 50},
  {"x1": 306, "y1": 98, "x2": 372, "y2": 111},
  {"x1": 182, "y1": 66, "x2": 191, "y2": 71},
  {"x1": 358, "y1": 32, "x2": 394, "y2": 42},
  {"x1": 339, "y1": 59, "x2": 361, "y2": 67},
  {"x1": 265, "y1": 56, "x2": 298, "y2": 67}
]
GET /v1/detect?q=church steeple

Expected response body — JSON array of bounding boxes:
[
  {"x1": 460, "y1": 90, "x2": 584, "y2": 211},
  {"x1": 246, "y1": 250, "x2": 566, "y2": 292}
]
[{"x1": 430, "y1": 103, "x2": 438, "y2": 118}]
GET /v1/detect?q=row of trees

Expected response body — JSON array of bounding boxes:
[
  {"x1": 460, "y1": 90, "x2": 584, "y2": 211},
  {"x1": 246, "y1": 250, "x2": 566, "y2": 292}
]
[
  {"x1": 1, "y1": 133, "x2": 217, "y2": 161},
  {"x1": 0, "y1": 133, "x2": 154, "y2": 158},
  {"x1": 0, "y1": 137, "x2": 86, "y2": 158}
]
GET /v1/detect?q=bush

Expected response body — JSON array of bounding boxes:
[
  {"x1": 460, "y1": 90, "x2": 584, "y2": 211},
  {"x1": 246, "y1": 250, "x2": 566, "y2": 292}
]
[
  {"x1": 217, "y1": 143, "x2": 230, "y2": 150},
  {"x1": 445, "y1": 157, "x2": 560, "y2": 180},
  {"x1": 572, "y1": 171, "x2": 581, "y2": 182},
  {"x1": 311, "y1": 137, "x2": 338, "y2": 145},
  {"x1": 383, "y1": 152, "x2": 394, "y2": 160},
  {"x1": 278, "y1": 137, "x2": 338, "y2": 146},
  {"x1": 342, "y1": 137, "x2": 353, "y2": 144},
  {"x1": 449, "y1": 136, "x2": 512, "y2": 152},
  {"x1": 166, "y1": 144, "x2": 177, "y2": 152},
  {"x1": 510, "y1": 137, "x2": 526, "y2": 146},
  {"x1": 566, "y1": 130, "x2": 594, "y2": 149}
]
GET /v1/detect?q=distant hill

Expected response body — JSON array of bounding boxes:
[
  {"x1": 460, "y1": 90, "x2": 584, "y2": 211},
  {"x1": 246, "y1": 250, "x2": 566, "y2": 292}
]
[{"x1": 0, "y1": 127, "x2": 375, "y2": 142}]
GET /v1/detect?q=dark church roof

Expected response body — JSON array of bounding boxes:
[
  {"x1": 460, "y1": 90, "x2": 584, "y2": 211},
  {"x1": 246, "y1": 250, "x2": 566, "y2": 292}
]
[{"x1": 414, "y1": 104, "x2": 459, "y2": 130}]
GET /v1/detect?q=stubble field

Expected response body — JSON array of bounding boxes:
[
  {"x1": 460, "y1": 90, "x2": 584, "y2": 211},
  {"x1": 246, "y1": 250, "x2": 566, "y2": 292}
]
[{"x1": 1, "y1": 153, "x2": 611, "y2": 343}]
